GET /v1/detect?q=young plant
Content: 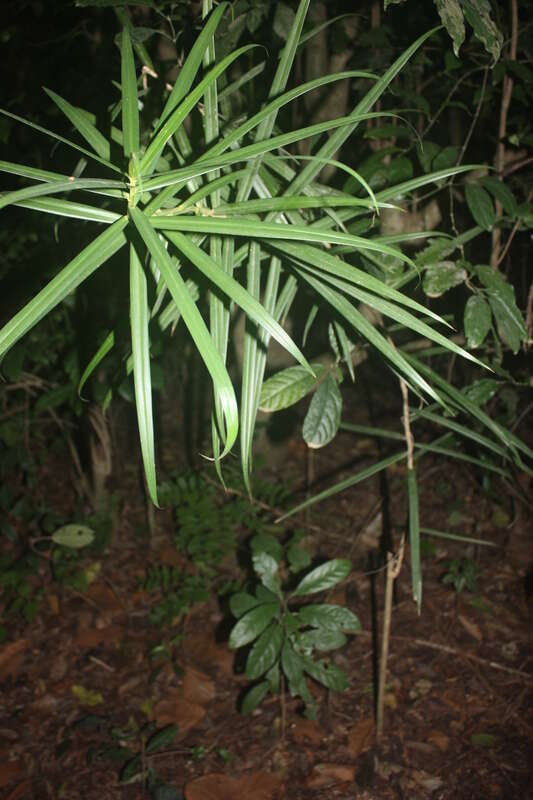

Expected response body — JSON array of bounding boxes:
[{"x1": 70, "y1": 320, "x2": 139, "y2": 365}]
[
  {"x1": 229, "y1": 532, "x2": 361, "y2": 719},
  {"x1": 0, "y1": 2, "x2": 485, "y2": 511}
]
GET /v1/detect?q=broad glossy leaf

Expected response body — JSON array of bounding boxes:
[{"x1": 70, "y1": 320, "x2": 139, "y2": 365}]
[
  {"x1": 251, "y1": 532, "x2": 283, "y2": 562},
  {"x1": 302, "y1": 374, "x2": 342, "y2": 449},
  {"x1": 245, "y1": 622, "x2": 283, "y2": 679},
  {"x1": 129, "y1": 208, "x2": 238, "y2": 455},
  {"x1": 462, "y1": 0, "x2": 503, "y2": 62},
  {"x1": 303, "y1": 657, "x2": 349, "y2": 691},
  {"x1": 252, "y1": 552, "x2": 280, "y2": 595},
  {"x1": 408, "y1": 467, "x2": 421, "y2": 612},
  {"x1": 229, "y1": 602, "x2": 279, "y2": 649},
  {"x1": 423, "y1": 261, "x2": 467, "y2": 298},
  {"x1": 281, "y1": 641, "x2": 304, "y2": 682},
  {"x1": 0, "y1": 217, "x2": 128, "y2": 360},
  {"x1": 230, "y1": 592, "x2": 260, "y2": 619},
  {"x1": 488, "y1": 291, "x2": 526, "y2": 353},
  {"x1": 259, "y1": 365, "x2": 324, "y2": 412},
  {"x1": 52, "y1": 524, "x2": 94, "y2": 549},
  {"x1": 465, "y1": 183, "x2": 495, "y2": 230},
  {"x1": 298, "y1": 629, "x2": 347, "y2": 652},
  {"x1": 129, "y1": 244, "x2": 158, "y2": 506},
  {"x1": 464, "y1": 294, "x2": 491, "y2": 348},
  {"x1": 481, "y1": 176, "x2": 517, "y2": 217},
  {"x1": 292, "y1": 559, "x2": 351, "y2": 597},
  {"x1": 298, "y1": 604, "x2": 361, "y2": 632}
]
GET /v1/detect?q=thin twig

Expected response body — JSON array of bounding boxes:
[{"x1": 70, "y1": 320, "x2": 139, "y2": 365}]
[{"x1": 376, "y1": 538, "x2": 405, "y2": 740}]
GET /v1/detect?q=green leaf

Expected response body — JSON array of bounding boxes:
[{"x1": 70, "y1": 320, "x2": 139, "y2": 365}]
[
  {"x1": 471, "y1": 732, "x2": 497, "y2": 748},
  {"x1": 145, "y1": 724, "x2": 179, "y2": 754},
  {"x1": 78, "y1": 331, "x2": 115, "y2": 398},
  {"x1": 129, "y1": 208, "x2": 238, "y2": 455},
  {"x1": 121, "y1": 26, "x2": 140, "y2": 158},
  {"x1": 43, "y1": 89, "x2": 111, "y2": 161},
  {"x1": 408, "y1": 467, "x2": 421, "y2": 613},
  {"x1": 298, "y1": 604, "x2": 361, "y2": 633},
  {"x1": 245, "y1": 622, "x2": 283, "y2": 680},
  {"x1": 488, "y1": 291, "x2": 526, "y2": 353},
  {"x1": 464, "y1": 294, "x2": 492, "y2": 348},
  {"x1": 252, "y1": 552, "x2": 280, "y2": 595},
  {"x1": 0, "y1": 177, "x2": 125, "y2": 213},
  {"x1": 241, "y1": 680, "x2": 270, "y2": 714},
  {"x1": 462, "y1": 0, "x2": 503, "y2": 63},
  {"x1": 129, "y1": 243, "x2": 158, "y2": 506},
  {"x1": 298, "y1": 629, "x2": 347, "y2": 652},
  {"x1": 0, "y1": 217, "x2": 128, "y2": 360},
  {"x1": 292, "y1": 559, "x2": 351, "y2": 597},
  {"x1": 481, "y1": 177, "x2": 517, "y2": 217},
  {"x1": 303, "y1": 658, "x2": 349, "y2": 691},
  {"x1": 435, "y1": 0, "x2": 465, "y2": 57},
  {"x1": 14, "y1": 196, "x2": 120, "y2": 224},
  {"x1": 229, "y1": 592, "x2": 261, "y2": 619},
  {"x1": 163, "y1": 231, "x2": 311, "y2": 374},
  {"x1": 465, "y1": 183, "x2": 495, "y2": 231},
  {"x1": 52, "y1": 524, "x2": 95, "y2": 549},
  {"x1": 229, "y1": 603, "x2": 279, "y2": 649},
  {"x1": 259, "y1": 365, "x2": 324, "y2": 412},
  {"x1": 302, "y1": 374, "x2": 342, "y2": 449},
  {"x1": 281, "y1": 641, "x2": 304, "y2": 683},
  {"x1": 251, "y1": 532, "x2": 283, "y2": 562},
  {"x1": 423, "y1": 261, "x2": 467, "y2": 298}
]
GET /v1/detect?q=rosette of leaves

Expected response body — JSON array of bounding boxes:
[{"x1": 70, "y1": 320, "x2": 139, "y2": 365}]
[
  {"x1": 0, "y1": 2, "x2": 485, "y2": 503},
  {"x1": 228, "y1": 532, "x2": 360, "y2": 718}
]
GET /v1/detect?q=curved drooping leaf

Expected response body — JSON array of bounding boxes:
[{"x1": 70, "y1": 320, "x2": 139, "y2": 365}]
[
  {"x1": 129, "y1": 207, "x2": 238, "y2": 455},
  {"x1": 129, "y1": 243, "x2": 158, "y2": 506},
  {"x1": 302, "y1": 375, "x2": 342, "y2": 449},
  {"x1": 44, "y1": 88, "x2": 111, "y2": 161}
]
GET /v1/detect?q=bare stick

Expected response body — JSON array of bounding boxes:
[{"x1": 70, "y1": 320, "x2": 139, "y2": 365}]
[{"x1": 376, "y1": 538, "x2": 404, "y2": 740}]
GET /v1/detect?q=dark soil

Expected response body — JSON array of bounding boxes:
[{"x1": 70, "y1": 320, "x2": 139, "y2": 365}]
[{"x1": 1, "y1": 394, "x2": 532, "y2": 800}]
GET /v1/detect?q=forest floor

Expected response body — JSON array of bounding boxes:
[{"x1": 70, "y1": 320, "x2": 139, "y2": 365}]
[{"x1": 1, "y1": 390, "x2": 532, "y2": 800}]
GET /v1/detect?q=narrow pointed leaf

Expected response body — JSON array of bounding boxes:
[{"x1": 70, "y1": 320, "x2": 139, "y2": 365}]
[
  {"x1": 14, "y1": 196, "x2": 120, "y2": 224},
  {"x1": 0, "y1": 108, "x2": 122, "y2": 173},
  {"x1": 78, "y1": 330, "x2": 115, "y2": 398},
  {"x1": 44, "y1": 88, "x2": 111, "y2": 160},
  {"x1": 0, "y1": 177, "x2": 125, "y2": 212},
  {"x1": 130, "y1": 243, "x2": 158, "y2": 505},
  {"x1": 163, "y1": 230, "x2": 311, "y2": 373},
  {"x1": 129, "y1": 208, "x2": 238, "y2": 454},
  {"x1": 121, "y1": 26, "x2": 140, "y2": 158},
  {"x1": 0, "y1": 217, "x2": 128, "y2": 360},
  {"x1": 407, "y1": 467, "x2": 421, "y2": 612}
]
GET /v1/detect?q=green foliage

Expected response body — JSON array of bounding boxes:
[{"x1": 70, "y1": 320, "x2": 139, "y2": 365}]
[
  {"x1": 142, "y1": 566, "x2": 209, "y2": 626},
  {"x1": 229, "y1": 532, "x2": 360, "y2": 718},
  {"x1": 441, "y1": 558, "x2": 480, "y2": 594}
]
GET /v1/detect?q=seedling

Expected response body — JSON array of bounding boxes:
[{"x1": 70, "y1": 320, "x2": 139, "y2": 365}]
[{"x1": 229, "y1": 532, "x2": 360, "y2": 722}]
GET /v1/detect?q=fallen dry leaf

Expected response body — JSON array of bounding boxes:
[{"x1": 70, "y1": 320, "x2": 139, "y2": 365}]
[
  {"x1": 347, "y1": 717, "x2": 374, "y2": 758},
  {"x1": 306, "y1": 763, "x2": 355, "y2": 788},
  {"x1": 154, "y1": 691, "x2": 205, "y2": 733},
  {"x1": 185, "y1": 634, "x2": 234, "y2": 677},
  {"x1": 86, "y1": 582, "x2": 124, "y2": 616},
  {"x1": 75, "y1": 625, "x2": 122, "y2": 648},
  {"x1": 183, "y1": 666, "x2": 216, "y2": 705},
  {"x1": 289, "y1": 718, "x2": 324, "y2": 745},
  {"x1": 0, "y1": 640, "x2": 28, "y2": 682},
  {"x1": 458, "y1": 613, "x2": 483, "y2": 642},
  {"x1": 185, "y1": 771, "x2": 281, "y2": 800},
  {"x1": 428, "y1": 730, "x2": 449, "y2": 752},
  {"x1": 5, "y1": 779, "x2": 31, "y2": 800}
]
